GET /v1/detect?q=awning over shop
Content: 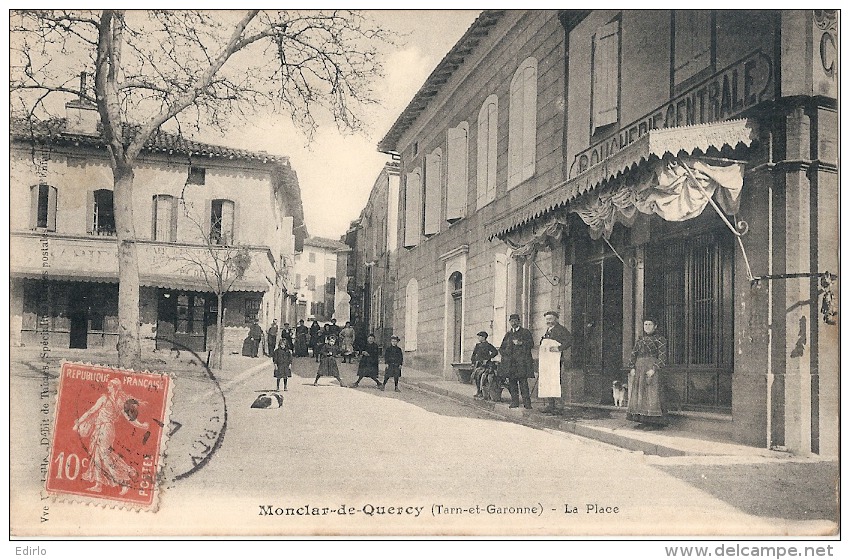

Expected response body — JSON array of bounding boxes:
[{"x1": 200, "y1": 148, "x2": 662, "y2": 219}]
[
  {"x1": 11, "y1": 270, "x2": 270, "y2": 293},
  {"x1": 488, "y1": 119, "x2": 757, "y2": 239}
]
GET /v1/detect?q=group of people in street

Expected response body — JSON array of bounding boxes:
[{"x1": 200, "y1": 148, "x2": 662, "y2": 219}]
[
  {"x1": 264, "y1": 317, "x2": 404, "y2": 393},
  {"x1": 260, "y1": 307, "x2": 669, "y2": 430},
  {"x1": 468, "y1": 311, "x2": 668, "y2": 429}
]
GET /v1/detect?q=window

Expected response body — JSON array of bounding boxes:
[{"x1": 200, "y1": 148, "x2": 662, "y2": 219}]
[
  {"x1": 89, "y1": 189, "x2": 116, "y2": 236},
  {"x1": 673, "y1": 11, "x2": 713, "y2": 88},
  {"x1": 30, "y1": 184, "x2": 57, "y2": 231},
  {"x1": 476, "y1": 95, "x2": 498, "y2": 208},
  {"x1": 405, "y1": 278, "x2": 419, "y2": 351},
  {"x1": 592, "y1": 19, "x2": 620, "y2": 133},
  {"x1": 424, "y1": 148, "x2": 442, "y2": 236},
  {"x1": 152, "y1": 194, "x2": 177, "y2": 242},
  {"x1": 644, "y1": 231, "x2": 733, "y2": 409},
  {"x1": 446, "y1": 122, "x2": 468, "y2": 222},
  {"x1": 508, "y1": 57, "x2": 538, "y2": 189},
  {"x1": 308, "y1": 252, "x2": 316, "y2": 263},
  {"x1": 187, "y1": 166, "x2": 206, "y2": 185},
  {"x1": 403, "y1": 168, "x2": 422, "y2": 248},
  {"x1": 295, "y1": 273, "x2": 302, "y2": 289},
  {"x1": 244, "y1": 297, "x2": 262, "y2": 324},
  {"x1": 306, "y1": 275, "x2": 316, "y2": 291},
  {"x1": 210, "y1": 199, "x2": 234, "y2": 245}
]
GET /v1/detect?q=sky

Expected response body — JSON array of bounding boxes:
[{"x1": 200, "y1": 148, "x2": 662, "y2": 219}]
[{"x1": 203, "y1": 10, "x2": 481, "y2": 241}]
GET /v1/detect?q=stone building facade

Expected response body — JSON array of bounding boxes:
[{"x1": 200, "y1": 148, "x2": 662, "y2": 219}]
[
  {"x1": 369, "y1": 9, "x2": 838, "y2": 456},
  {"x1": 10, "y1": 103, "x2": 305, "y2": 356}
]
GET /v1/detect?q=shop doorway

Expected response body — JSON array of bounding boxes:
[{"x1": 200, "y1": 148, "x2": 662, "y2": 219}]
[
  {"x1": 449, "y1": 272, "x2": 463, "y2": 363},
  {"x1": 574, "y1": 256, "x2": 623, "y2": 404},
  {"x1": 156, "y1": 290, "x2": 212, "y2": 353},
  {"x1": 68, "y1": 284, "x2": 89, "y2": 349}
]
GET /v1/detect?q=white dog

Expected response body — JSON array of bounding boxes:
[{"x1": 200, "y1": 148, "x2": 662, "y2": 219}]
[{"x1": 612, "y1": 380, "x2": 628, "y2": 407}]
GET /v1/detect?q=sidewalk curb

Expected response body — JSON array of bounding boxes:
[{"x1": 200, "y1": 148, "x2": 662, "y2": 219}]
[{"x1": 402, "y1": 379, "x2": 712, "y2": 457}]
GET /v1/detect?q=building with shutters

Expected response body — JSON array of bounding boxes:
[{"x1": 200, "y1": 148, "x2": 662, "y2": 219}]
[
  {"x1": 376, "y1": 9, "x2": 838, "y2": 456},
  {"x1": 343, "y1": 162, "x2": 401, "y2": 347},
  {"x1": 291, "y1": 237, "x2": 351, "y2": 323},
  {"x1": 10, "y1": 102, "x2": 306, "y2": 355}
]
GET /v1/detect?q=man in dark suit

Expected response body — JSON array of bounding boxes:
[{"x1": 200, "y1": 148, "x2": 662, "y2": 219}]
[
  {"x1": 540, "y1": 310, "x2": 572, "y2": 414},
  {"x1": 499, "y1": 313, "x2": 534, "y2": 409}
]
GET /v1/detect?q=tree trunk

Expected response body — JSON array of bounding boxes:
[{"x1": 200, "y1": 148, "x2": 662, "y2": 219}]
[
  {"x1": 114, "y1": 163, "x2": 143, "y2": 369},
  {"x1": 215, "y1": 292, "x2": 225, "y2": 369}
]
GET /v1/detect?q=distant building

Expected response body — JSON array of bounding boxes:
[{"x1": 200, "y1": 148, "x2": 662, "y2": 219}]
[
  {"x1": 292, "y1": 237, "x2": 351, "y2": 323},
  {"x1": 343, "y1": 162, "x2": 401, "y2": 347},
  {"x1": 10, "y1": 100, "x2": 306, "y2": 354}
]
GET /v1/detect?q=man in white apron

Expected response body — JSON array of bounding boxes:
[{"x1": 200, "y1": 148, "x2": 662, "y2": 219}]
[{"x1": 539, "y1": 311, "x2": 572, "y2": 414}]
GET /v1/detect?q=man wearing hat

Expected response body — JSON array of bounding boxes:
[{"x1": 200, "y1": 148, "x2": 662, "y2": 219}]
[
  {"x1": 470, "y1": 331, "x2": 499, "y2": 400},
  {"x1": 499, "y1": 314, "x2": 535, "y2": 409},
  {"x1": 539, "y1": 310, "x2": 572, "y2": 414}
]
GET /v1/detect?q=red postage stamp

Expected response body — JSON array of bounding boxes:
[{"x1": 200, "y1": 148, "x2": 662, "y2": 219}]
[{"x1": 45, "y1": 362, "x2": 173, "y2": 510}]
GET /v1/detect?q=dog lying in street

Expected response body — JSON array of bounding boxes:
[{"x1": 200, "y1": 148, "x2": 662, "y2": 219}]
[{"x1": 612, "y1": 380, "x2": 628, "y2": 407}]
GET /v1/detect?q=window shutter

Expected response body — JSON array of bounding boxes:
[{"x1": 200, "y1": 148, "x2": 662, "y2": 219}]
[
  {"x1": 403, "y1": 170, "x2": 422, "y2": 248},
  {"x1": 203, "y1": 198, "x2": 213, "y2": 244},
  {"x1": 222, "y1": 200, "x2": 235, "y2": 244},
  {"x1": 476, "y1": 112, "x2": 489, "y2": 209},
  {"x1": 508, "y1": 74, "x2": 524, "y2": 188},
  {"x1": 521, "y1": 64, "x2": 537, "y2": 179},
  {"x1": 86, "y1": 190, "x2": 95, "y2": 234},
  {"x1": 446, "y1": 124, "x2": 468, "y2": 222},
  {"x1": 593, "y1": 20, "x2": 620, "y2": 131},
  {"x1": 29, "y1": 185, "x2": 39, "y2": 230},
  {"x1": 424, "y1": 150, "x2": 441, "y2": 236},
  {"x1": 170, "y1": 195, "x2": 178, "y2": 242},
  {"x1": 487, "y1": 102, "x2": 498, "y2": 202},
  {"x1": 46, "y1": 186, "x2": 57, "y2": 231},
  {"x1": 151, "y1": 196, "x2": 158, "y2": 240}
]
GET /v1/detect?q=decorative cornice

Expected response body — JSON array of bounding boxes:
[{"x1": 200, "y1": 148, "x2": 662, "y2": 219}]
[{"x1": 439, "y1": 244, "x2": 469, "y2": 262}]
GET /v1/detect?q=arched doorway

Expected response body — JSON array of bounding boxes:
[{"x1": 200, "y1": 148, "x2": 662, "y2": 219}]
[{"x1": 449, "y1": 271, "x2": 463, "y2": 362}]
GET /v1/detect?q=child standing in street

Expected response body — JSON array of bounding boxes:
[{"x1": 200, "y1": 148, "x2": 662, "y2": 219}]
[
  {"x1": 272, "y1": 338, "x2": 292, "y2": 391},
  {"x1": 382, "y1": 336, "x2": 404, "y2": 392},
  {"x1": 471, "y1": 331, "x2": 498, "y2": 399},
  {"x1": 314, "y1": 334, "x2": 345, "y2": 387},
  {"x1": 352, "y1": 333, "x2": 382, "y2": 388}
]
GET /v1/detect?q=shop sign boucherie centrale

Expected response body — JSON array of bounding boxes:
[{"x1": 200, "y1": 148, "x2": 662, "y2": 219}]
[{"x1": 569, "y1": 50, "x2": 773, "y2": 179}]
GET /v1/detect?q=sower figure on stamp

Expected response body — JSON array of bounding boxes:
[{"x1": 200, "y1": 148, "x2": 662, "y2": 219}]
[
  {"x1": 627, "y1": 318, "x2": 668, "y2": 430},
  {"x1": 314, "y1": 334, "x2": 345, "y2": 386},
  {"x1": 352, "y1": 333, "x2": 382, "y2": 388},
  {"x1": 72, "y1": 378, "x2": 149, "y2": 495},
  {"x1": 471, "y1": 331, "x2": 498, "y2": 399},
  {"x1": 382, "y1": 335, "x2": 403, "y2": 392},
  {"x1": 272, "y1": 338, "x2": 293, "y2": 391},
  {"x1": 499, "y1": 313, "x2": 534, "y2": 409},
  {"x1": 539, "y1": 310, "x2": 572, "y2": 414}
]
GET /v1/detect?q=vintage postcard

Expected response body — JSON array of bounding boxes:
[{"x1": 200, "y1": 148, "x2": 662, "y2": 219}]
[{"x1": 7, "y1": 8, "x2": 840, "y2": 539}]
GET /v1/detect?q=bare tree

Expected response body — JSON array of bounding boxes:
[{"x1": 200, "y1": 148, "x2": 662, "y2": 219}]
[
  {"x1": 10, "y1": 10, "x2": 389, "y2": 368},
  {"x1": 175, "y1": 205, "x2": 252, "y2": 370}
]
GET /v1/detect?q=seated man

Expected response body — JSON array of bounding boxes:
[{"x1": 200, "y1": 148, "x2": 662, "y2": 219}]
[{"x1": 470, "y1": 331, "x2": 498, "y2": 399}]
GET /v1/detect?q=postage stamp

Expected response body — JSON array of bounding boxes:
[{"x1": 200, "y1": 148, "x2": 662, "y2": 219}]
[{"x1": 45, "y1": 362, "x2": 173, "y2": 511}]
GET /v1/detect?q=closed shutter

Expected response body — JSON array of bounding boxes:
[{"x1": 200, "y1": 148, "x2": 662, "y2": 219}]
[
  {"x1": 46, "y1": 186, "x2": 57, "y2": 231},
  {"x1": 593, "y1": 20, "x2": 620, "y2": 131},
  {"x1": 446, "y1": 123, "x2": 468, "y2": 222},
  {"x1": 229, "y1": 199, "x2": 238, "y2": 244},
  {"x1": 424, "y1": 149, "x2": 441, "y2": 235},
  {"x1": 508, "y1": 74, "x2": 524, "y2": 188},
  {"x1": 476, "y1": 110, "x2": 489, "y2": 209},
  {"x1": 170, "y1": 195, "x2": 178, "y2": 242},
  {"x1": 403, "y1": 169, "x2": 422, "y2": 248},
  {"x1": 486, "y1": 102, "x2": 497, "y2": 202},
  {"x1": 86, "y1": 190, "x2": 95, "y2": 234},
  {"x1": 29, "y1": 185, "x2": 39, "y2": 230},
  {"x1": 521, "y1": 64, "x2": 537, "y2": 179}
]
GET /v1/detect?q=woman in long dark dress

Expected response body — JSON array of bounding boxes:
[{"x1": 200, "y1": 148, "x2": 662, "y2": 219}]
[
  {"x1": 272, "y1": 339, "x2": 293, "y2": 391},
  {"x1": 294, "y1": 320, "x2": 309, "y2": 357},
  {"x1": 627, "y1": 318, "x2": 668, "y2": 429},
  {"x1": 352, "y1": 333, "x2": 382, "y2": 388},
  {"x1": 308, "y1": 319, "x2": 321, "y2": 356}
]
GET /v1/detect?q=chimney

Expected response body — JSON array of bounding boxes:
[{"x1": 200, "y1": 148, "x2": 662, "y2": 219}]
[{"x1": 64, "y1": 72, "x2": 99, "y2": 136}]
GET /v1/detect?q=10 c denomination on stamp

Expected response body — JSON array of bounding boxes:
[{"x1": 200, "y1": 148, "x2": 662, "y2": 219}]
[{"x1": 45, "y1": 362, "x2": 173, "y2": 510}]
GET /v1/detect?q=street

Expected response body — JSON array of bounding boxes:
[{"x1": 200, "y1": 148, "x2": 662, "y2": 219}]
[{"x1": 10, "y1": 355, "x2": 837, "y2": 536}]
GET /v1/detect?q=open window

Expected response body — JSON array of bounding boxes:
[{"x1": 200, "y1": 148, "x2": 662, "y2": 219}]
[
  {"x1": 210, "y1": 198, "x2": 235, "y2": 245},
  {"x1": 30, "y1": 184, "x2": 57, "y2": 231},
  {"x1": 88, "y1": 189, "x2": 116, "y2": 236}
]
